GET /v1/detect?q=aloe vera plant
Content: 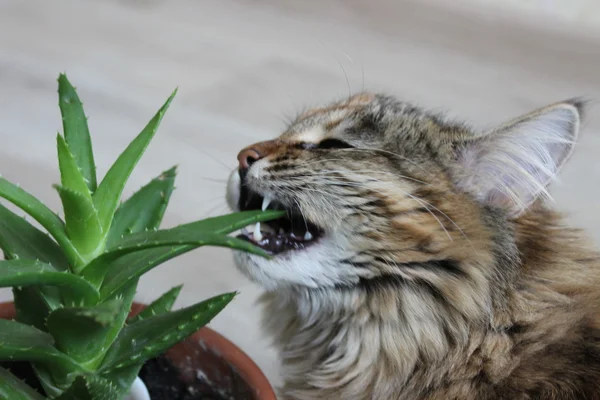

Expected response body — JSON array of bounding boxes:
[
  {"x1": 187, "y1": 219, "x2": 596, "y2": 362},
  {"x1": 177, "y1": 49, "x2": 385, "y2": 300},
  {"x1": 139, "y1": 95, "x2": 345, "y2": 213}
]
[{"x1": 0, "y1": 74, "x2": 282, "y2": 399}]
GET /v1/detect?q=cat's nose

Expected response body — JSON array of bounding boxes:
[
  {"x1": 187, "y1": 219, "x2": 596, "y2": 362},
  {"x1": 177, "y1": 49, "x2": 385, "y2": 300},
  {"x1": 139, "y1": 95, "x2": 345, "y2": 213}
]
[
  {"x1": 237, "y1": 140, "x2": 280, "y2": 170},
  {"x1": 237, "y1": 147, "x2": 261, "y2": 170}
]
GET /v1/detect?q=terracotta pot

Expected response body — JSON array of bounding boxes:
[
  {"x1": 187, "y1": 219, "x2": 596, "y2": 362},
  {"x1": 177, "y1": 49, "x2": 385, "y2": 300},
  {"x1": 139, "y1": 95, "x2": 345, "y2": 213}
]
[{"x1": 0, "y1": 301, "x2": 277, "y2": 400}]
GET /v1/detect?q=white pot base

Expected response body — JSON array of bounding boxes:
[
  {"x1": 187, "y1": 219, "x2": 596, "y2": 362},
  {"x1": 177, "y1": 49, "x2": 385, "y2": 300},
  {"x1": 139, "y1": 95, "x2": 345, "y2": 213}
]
[{"x1": 125, "y1": 376, "x2": 150, "y2": 400}]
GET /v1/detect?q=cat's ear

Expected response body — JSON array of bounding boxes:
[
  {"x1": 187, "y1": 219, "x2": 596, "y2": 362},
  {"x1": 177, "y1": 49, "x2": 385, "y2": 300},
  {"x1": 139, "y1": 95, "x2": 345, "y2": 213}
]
[{"x1": 454, "y1": 100, "x2": 584, "y2": 216}]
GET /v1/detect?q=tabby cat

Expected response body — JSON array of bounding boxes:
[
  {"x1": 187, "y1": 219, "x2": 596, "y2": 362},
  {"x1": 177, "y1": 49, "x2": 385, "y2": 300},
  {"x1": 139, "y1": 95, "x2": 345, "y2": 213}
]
[{"x1": 225, "y1": 93, "x2": 600, "y2": 399}]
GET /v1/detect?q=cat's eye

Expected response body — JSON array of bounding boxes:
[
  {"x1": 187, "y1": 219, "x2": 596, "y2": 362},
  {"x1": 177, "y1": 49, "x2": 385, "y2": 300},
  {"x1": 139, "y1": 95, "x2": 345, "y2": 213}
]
[
  {"x1": 297, "y1": 142, "x2": 317, "y2": 150},
  {"x1": 316, "y1": 139, "x2": 353, "y2": 149},
  {"x1": 296, "y1": 139, "x2": 353, "y2": 150}
]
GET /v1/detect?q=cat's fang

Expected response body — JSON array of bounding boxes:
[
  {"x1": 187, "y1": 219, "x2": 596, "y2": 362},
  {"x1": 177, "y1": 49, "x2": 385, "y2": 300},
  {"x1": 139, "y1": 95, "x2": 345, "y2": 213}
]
[
  {"x1": 304, "y1": 231, "x2": 313, "y2": 241},
  {"x1": 254, "y1": 222, "x2": 263, "y2": 241},
  {"x1": 261, "y1": 196, "x2": 272, "y2": 211}
]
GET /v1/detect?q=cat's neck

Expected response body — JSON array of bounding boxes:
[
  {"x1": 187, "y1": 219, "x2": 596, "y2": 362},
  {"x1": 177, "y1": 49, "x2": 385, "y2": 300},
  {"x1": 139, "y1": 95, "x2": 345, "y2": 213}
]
[{"x1": 260, "y1": 284, "x2": 485, "y2": 395}]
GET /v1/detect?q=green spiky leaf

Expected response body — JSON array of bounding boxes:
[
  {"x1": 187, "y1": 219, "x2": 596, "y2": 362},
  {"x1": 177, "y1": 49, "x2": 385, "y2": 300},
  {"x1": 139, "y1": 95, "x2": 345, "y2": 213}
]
[
  {"x1": 107, "y1": 210, "x2": 284, "y2": 259},
  {"x1": 95, "y1": 280, "x2": 138, "y2": 371},
  {"x1": 0, "y1": 75, "x2": 256, "y2": 399},
  {"x1": 99, "y1": 363, "x2": 142, "y2": 398},
  {"x1": 54, "y1": 185, "x2": 102, "y2": 263},
  {"x1": 84, "y1": 210, "x2": 283, "y2": 289},
  {"x1": 112, "y1": 230, "x2": 266, "y2": 258},
  {"x1": 30, "y1": 364, "x2": 63, "y2": 398},
  {"x1": 46, "y1": 299, "x2": 122, "y2": 364},
  {"x1": 0, "y1": 177, "x2": 81, "y2": 265},
  {"x1": 56, "y1": 134, "x2": 92, "y2": 200},
  {"x1": 129, "y1": 285, "x2": 182, "y2": 323},
  {"x1": 93, "y1": 90, "x2": 177, "y2": 236},
  {"x1": 13, "y1": 288, "x2": 53, "y2": 332},
  {"x1": 0, "y1": 260, "x2": 98, "y2": 304},
  {"x1": 93, "y1": 246, "x2": 190, "y2": 297},
  {"x1": 100, "y1": 292, "x2": 235, "y2": 371},
  {"x1": 107, "y1": 166, "x2": 177, "y2": 248},
  {"x1": 0, "y1": 203, "x2": 68, "y2": 270},
  {"x1": 0, "y1": 319, "x2": 82, "y2": 373},
  {"x1": 0, "y1": 203, "x2": 66, "y2": 329},
  {"x1": 97, "y1": 234, "x2": 261, "y2": 298},
  {"x1": 0, "y1": 367, "x2": 46, "y2": 400},
  {"x1": 0, "y1": 204, "x2": 68, "y2": 330},
  {"x1": 53, "y1": 375, "x2": 118, "y2": 400},
  {"x1": 173, "y1": 209, "x2": 286, "y2": 236},
  {"x1": 58, "y1": 73, "x2": 97, "y2": 193}
]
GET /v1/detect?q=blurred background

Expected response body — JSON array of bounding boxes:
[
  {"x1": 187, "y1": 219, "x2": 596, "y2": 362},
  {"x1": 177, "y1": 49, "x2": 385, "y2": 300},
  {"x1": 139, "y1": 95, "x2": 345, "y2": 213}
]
[{"x1": 0, "y1": 0, "x2": 599, "y2": 386}]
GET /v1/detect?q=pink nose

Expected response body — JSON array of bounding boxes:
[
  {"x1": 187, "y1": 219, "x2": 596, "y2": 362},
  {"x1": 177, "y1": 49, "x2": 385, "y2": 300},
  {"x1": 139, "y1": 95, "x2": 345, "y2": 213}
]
[
  {"x1": 237, "y1": 140, "x2": 280, "y2": 169},
  {"x1": 237, "y1": 147, "x2": 262, "y2": 169}
]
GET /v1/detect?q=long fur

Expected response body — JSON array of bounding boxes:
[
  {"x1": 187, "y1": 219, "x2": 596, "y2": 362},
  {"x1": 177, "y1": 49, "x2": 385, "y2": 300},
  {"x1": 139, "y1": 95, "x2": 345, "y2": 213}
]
[{"x1": 227, "y1": 93, "x2": 600, "y2": 399}]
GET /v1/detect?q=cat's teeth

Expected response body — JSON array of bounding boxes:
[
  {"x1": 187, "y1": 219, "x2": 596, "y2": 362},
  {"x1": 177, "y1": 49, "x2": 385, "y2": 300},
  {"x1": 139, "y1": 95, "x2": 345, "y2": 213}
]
[
  {"x1": 261, "y1": 196, "x2": 272, "y2": 211},
  {"x1": 241, "y1": 227, "x2": 249, "y2": 235},
  {"x1": 254, "y1": 223, "x2": 263, "y2": 241},
  {"x1": 304, "y1": 231, "x2": 313, "y2": 241}
]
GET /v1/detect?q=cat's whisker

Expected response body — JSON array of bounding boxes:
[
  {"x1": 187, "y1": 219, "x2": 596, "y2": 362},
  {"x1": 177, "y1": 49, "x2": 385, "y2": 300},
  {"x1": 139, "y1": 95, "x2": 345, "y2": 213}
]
[
  {"x1": 200, "y1": 176, "x2": 228, "y2": 185},
  {"x1": 302, "y1": 174, "x2": 472, "y2": 246},
  {"x1": 401, "y1": 192, "x2": 452, "y2": 242},
  {"x1": 312, "y1": 169, "x2": 429, "y2": 185},
  {"x1": 203, "y1": 202, "x2": 229, "y2": 218},
  {"x1": 292, "y1": 157, "x2": 430, "y2": 184},
  {"x1": 308, "y1": 170, "x2": 466, "y2": 237},
  {"x1": 361, "y1": 65, "x2": 365, "y2": 93},
  {"x1": 286, "y1": 160, "x2": 428, "y2": 182},
  {"x1": 324, "y1": 42, "x2": 352, "y2": 100},
  {"x1": 193, "y1": 146, "x2": 233, "y2": 171},
  {"x1": 406, "y1": 191, "x2": 473, "y2": 248},
  {"x1": 338, "y1": 148, "x2": 429, "y2": 172},
  {"x1": 339, "y1": 59, "x2": 352, "y2": 100},
  {"x1": 293, "y1": 198, "x2": 310, "y2": 234},
  {"x1": 378, "y1": 257, "x2": 412, "y2": 280},
  {"x1": 275, "y1": 170, "x2": 402, "y2": 183}
]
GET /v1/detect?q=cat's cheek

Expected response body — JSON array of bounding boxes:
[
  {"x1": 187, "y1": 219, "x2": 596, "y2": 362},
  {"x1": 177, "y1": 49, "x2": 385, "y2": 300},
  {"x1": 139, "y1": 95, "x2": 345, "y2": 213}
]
[
  {"x1": 232, "y1": 240, "x2": 358, "y2": 290},
  {"x1": 232, "y1": 251, "x2": 283, "y2": 290}
]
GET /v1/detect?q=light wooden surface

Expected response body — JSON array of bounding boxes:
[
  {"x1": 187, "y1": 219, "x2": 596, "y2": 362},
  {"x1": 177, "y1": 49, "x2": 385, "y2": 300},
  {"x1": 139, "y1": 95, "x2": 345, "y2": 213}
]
[{"x1": 1, "y1": 0, "x2": 599, "y2": 386}]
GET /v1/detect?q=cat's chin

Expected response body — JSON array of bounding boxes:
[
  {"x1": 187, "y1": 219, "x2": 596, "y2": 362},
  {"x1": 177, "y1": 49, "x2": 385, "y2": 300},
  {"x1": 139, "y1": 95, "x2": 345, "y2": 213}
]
[{"x1": 231, "y1": 233, "x2": 354, "y2": 290}]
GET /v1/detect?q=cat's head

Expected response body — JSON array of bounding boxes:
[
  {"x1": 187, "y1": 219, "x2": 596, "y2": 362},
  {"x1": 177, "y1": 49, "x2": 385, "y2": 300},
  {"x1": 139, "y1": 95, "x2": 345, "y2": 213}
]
[{"x1": 226, "y1": 93, "x2": 583, "y2": 292}]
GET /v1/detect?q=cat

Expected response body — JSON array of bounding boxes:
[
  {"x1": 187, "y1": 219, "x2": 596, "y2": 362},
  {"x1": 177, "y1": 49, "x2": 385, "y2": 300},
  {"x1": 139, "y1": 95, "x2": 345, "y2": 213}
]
[{"x1": 225, "y1": 92, "x2": 600, "y2": 399}]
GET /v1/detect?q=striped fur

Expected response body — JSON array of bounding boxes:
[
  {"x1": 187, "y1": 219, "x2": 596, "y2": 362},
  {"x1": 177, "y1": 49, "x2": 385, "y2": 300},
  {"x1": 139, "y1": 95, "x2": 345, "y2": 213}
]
[{"x1": 226, "y1": 93, "x2": 600, "y2": 399}]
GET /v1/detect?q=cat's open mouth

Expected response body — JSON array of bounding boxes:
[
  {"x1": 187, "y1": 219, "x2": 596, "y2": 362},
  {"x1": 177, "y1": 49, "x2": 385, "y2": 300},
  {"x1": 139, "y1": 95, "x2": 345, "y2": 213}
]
[{"x1": 237, "y1": 188, "x2": 323, "y2": 255}]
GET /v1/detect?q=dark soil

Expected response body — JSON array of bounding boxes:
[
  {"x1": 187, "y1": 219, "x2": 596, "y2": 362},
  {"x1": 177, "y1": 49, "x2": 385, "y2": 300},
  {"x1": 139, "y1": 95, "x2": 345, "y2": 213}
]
[
  {"x1": 139, "y1": 354, "x2": 228, "y2": 400},
  {"x1": 1, "y1": 356, "x2": 228, "y2": 400}
]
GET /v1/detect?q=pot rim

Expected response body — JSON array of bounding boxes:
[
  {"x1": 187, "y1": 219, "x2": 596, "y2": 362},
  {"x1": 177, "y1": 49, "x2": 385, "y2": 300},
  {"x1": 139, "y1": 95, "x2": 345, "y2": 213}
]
[{"x1": 0, "y1": 301, "x2": 277, "y2": 400}]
